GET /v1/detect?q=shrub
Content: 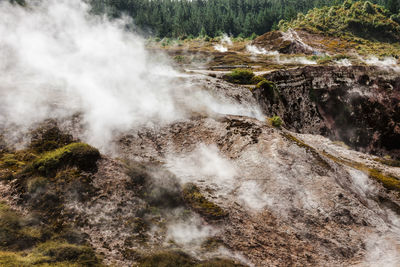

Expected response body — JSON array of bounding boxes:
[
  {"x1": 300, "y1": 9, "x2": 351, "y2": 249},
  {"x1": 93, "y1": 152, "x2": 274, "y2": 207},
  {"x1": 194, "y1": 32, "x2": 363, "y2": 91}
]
[
  {"x1": 224, "y1": 69, "x2": 255, "y2": 84},
  {"x1": 182, "y1": 183, "x2": 227, "y2": 220},
  {"x1": 32, "y1": 143, "x2": 100, "y2": 176},
  {"x1": 269, "y1": 116, "x2": 283, "y2": 128}
]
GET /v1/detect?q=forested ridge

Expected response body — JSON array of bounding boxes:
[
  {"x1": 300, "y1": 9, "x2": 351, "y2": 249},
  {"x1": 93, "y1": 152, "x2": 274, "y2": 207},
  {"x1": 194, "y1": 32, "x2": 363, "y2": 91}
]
[{"x1": 89, "y1": 0, "x2": 400, "y2": 38}]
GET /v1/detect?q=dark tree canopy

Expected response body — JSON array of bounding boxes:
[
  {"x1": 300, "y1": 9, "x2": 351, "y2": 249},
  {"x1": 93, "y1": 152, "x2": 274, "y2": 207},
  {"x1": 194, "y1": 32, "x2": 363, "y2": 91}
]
[{"x1": 89, "y1": 0, "x2": 398, "y2": 38}]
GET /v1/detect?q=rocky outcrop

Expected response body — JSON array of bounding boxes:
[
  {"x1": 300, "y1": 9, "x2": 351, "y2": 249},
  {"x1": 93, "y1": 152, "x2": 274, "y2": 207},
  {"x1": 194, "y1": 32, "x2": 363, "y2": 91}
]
[
  {"x1": 253, "y1": 65, "x2": 400, "y2": 159},
  {"x1": 252, "y1": 30, "x2": 316, "y2": 54}
]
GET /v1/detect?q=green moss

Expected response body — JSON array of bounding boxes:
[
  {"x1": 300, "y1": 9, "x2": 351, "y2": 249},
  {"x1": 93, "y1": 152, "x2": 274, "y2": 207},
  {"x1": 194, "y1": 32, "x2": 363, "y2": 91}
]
[
  {"x1": 223, "y1": 69, "x2": 255, "y2": 84},
  {"x1": 182, "y1": 183, "x2": 227, "y2": 220},
  {"x1": 32, "y1": 143, "x2": 100, "y2": 176},
  {"x1": 0, "y1": 154, "x2": 26, "y2": 170},
  {"x1": 369, "y1": 169, "x2": 400, "y2": 192}
]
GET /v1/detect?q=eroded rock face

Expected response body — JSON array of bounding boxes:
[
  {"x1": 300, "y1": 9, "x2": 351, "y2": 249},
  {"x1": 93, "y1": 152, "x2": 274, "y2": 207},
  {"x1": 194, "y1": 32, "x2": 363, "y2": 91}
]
[{"x1": 253, "y1": 65, "x2": 400, "y2": 159}]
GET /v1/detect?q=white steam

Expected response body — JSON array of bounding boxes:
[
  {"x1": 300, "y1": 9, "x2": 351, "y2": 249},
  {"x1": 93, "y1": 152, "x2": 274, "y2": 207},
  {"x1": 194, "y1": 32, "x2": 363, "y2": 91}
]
[
  {"x1": 213, "y1": 34, "x2": 232, "y2": 53},
  {"x1": 166, "y1": 144, "x2": 237, "y2": 188},
  {"x1": 362, "y1": 56, "x2": 400, "y2": 72},
  {"x1": 214, "y1": 44, "x2": 228, "y2": 52},
  {"x1": 246, "y1": 45, "x2": 278, "y2": 56},
  {"x1": 276, "y1": 55, "x2": 317, "y2": 65},
  {"x1": 336, "y1": 58, "x2": 352, "y2": 66},
  {"x1": 166, "y1": 215, "x2": 218, "y2": 247},
  {"x1": 0, "y1": 1, "x2": 262, "y2": 150},
  {"x1": 237, "y1": 180, "x2": 272, "y2": 211}
]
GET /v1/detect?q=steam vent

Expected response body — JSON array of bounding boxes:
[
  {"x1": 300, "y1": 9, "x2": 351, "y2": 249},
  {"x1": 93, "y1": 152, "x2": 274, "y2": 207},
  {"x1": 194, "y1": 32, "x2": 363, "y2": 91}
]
[{"x1": 1, "y1": 0, "x2": 400, "y2": 266}]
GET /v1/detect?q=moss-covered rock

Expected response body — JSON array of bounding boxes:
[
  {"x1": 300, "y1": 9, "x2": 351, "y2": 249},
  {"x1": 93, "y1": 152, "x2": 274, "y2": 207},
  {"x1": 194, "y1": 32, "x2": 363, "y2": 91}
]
[
  {"x1": 223, "y1": 69, "x2": 255, "y2": 84},
  {"x1": 32, "y1": 143, "x2": 100, "y2": 176},
  {"x1": 182, "y1": 183, "x2": 227, "y2": 220}
]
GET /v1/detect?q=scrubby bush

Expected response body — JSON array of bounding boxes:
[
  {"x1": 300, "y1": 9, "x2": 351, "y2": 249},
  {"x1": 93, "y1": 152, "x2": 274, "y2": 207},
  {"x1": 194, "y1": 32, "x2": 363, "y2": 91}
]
[
  {"x1": 224, "y1": 69, "x2": 255, "y2": 84},
  {"x1": 269, "y1": 116, "x2": 283, "y2": 128}
]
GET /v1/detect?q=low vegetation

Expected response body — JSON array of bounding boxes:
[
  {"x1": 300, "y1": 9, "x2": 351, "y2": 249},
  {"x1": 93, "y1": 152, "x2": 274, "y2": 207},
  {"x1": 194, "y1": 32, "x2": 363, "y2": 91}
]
[
  {"x1": 269, "y1": 116, "x2": 283, "y2": 128},
  {"x1": 223, "y1": 69, "x2": 255, "y2": 84},
  {"x1": 31, "y1": 142, "x2": 100, "y2": 176},
  {"x1": 279, "y1": 1, "x2": 400, "y2": 56},
  {"x1": 280, "y1": 1, "x2": 400, "y2": 42},
  {"x1": 0, "y1": 202, "x2": 101, "y2": 266},
  {"x1": 223, "y1": 69, "x2": 270, "y2": 85},
  {"x1": 0, "y1": 125, "x2": 103, "y2": 266},
  {"x1": 182, "y1": 183, "x2": 227, "y2": 220}
]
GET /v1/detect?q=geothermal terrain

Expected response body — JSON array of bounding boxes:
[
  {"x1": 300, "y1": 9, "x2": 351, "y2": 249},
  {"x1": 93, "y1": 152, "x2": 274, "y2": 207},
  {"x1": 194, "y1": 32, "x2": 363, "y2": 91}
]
[{"x1": 1, "y1": 1, "x2": 400, "y2": 267}]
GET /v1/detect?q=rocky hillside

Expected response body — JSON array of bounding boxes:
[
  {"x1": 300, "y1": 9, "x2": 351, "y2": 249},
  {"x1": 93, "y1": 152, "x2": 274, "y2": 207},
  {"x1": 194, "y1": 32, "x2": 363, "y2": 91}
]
[
  {"x1": 1, "y1": 0, "x2": 400, "y2": 266},
  {"x1": 1, "y1": 70, "x2": 400, "y2": 266}
]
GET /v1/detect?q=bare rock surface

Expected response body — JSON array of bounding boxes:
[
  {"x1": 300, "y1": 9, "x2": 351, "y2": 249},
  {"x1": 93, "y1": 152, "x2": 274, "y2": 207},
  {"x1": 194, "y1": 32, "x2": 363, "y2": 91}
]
[{"x1": 254, "y1": 65, "x2": 400, "y2": 159}]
